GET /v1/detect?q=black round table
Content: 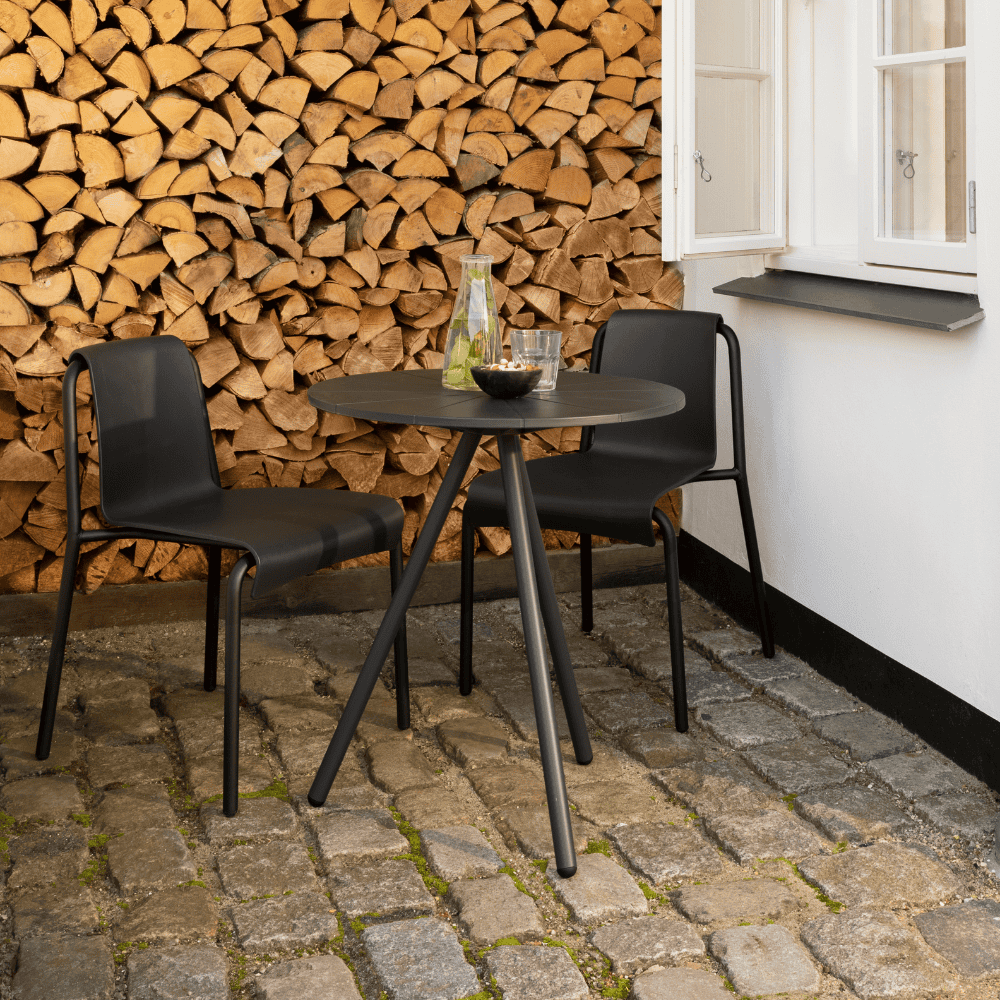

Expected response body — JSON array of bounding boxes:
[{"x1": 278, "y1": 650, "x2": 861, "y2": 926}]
[{"x1": 306, "y1": 368, "x2": 685, "y2": 877}]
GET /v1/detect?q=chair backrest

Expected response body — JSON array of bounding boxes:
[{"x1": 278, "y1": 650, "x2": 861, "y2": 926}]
[
  {"x1": 70, "y1": 335, "x2": 220, "y2": 523},
  {"x1": 588, "y1": 309, "x2": 721, "y2": 467}
]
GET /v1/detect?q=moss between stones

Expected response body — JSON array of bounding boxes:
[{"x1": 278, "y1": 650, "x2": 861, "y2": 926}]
[
  {"x1": 785, "y1": 859, "x2": 845, "y2": 913},
  {"x1": 498, "y1": 862, "x2": 535, "y2": 899},
  {"x1": 584, "y1": 839, "x2": 611, "y2": 857},
  {"x1": 202, "y1": 777, "x2": 290, "y2": 806},
  {"x1": 389, "y1": 806, "x2": 449, "y2": 896}
]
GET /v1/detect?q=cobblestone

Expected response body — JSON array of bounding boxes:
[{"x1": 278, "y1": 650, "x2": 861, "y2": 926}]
[
  {"x1": 258, "y1": 694, "x2": 341, "y2": 733},
  {"x1": 86, "y1": 742, "x2": 174, "y2": 787},
  {"x1": 580, "y1": 690, "x2": 672, "y2": 735},
  {"x1": 568, "y1": 779, "x2": 664, "y2": 826},
  {"x1": 866, "y1": 749, "x2": 975, "y2": 799},
  {"x1": 437, "y1": 716, "x2": 510, "y2": 766},
  {"x1": 448, "y1": 874, "x2": 545, "y2": 943},
  {"x1": 742, "y1": 736, "x2": 855, "y2": 793},
  {"x1": 0, "y1": 775, "x2": 82, "y2": 822},
  {"x1": 765, "y1": 672, "x2": 862, "y2": 718},
  {"x1": 723, "y1": 649, "x2": 809, "y2": 685},
  {"x1": 311, "y1": 807, "x2": 409, "y2": 863},
  {"x1": 229, "y1": 891, "x2": 341, "y2": 949},
  {"x1": 548, "y1": 852, "x2": 647, "y2": 924},
  {"x1": 421, "y1": 824, "x2": 502, "y2": 879},
  {"x1": 12, "y1": 933, "x2": 115, "y2": 1000},
  {"x1": 257, "y1": 955, "x2": 362, "y2": 1000},
  {"x1": 10, "y1": 881, "x2": 99, "y2": 939},
  {"x1": 3, "y1": 590, "x2": 997, "y2": 1000},
  {"x1": 368, "y1": 740, "x2": 441, "y2": 794},
  {"x1": 814, "y1": 709, "x2": 920, "y2": 760},
  {"x1": 797, "y1": 841, "x2": 964, "y2": 908},
  {"x1": 200, "y1": 796, "x2": 299, "y2": 843},
  {"x1": 413, "y1": 687, "x2": 496, "y2": 723},
  {"x1": 113, "y1": 885, "x2": 219, "y2": 944},
  {"x1": 801, "y1": 911, "x2": 957, "y2": 997},
  {"x1": 362, "y1": 918, "x2": 482, "y2": 999},
  {"x1": 91, "y1": 785, "x2": 177, "y2": 834},
  {"x1": 217, "y1": 840, "x2": 320, "y2": 898},
  {"x1": 7, "y1": 827, "x2": 89, "y2": 890},
  {"x1": 652, "y1": 758, "x2": 775, "y2": 818},
  {"x1": 630, "y1": 967, "x2": 731, "y2": 1000},
  {"x1": 669, "y1": 879, "x2": 802, "y2": 925},
  {"x1": 708, "y1": 923, "x2": 821, "y2": 995},
  {"x1": 329, "y1": 858, "x2": 435, "y2": 918},
  {"x1": 127, "y1": 944, "x2": 230, "y2": 1000},
  {"x1": 106, "y1": 828, "x2": 198, "y2": 895},
  {"x1": 913, "y1": 791, "x2": 997, "y2": 840},
  {"x1": 687, "y1": 626, "x2": 762, "y2": 663},
  {"x1": 590, "y1": 915, "x2": 705, "y2": 974},
  {"x1": 793, "y1": 785, "x2": 913, "y2": 844},
  {"x1": 913, "y1": 899, "x2": 1000, "y2": 977},
  {"x1": 697, "y1": 702, "x2": 804, "y2": 749},
  {"x1": 619, "y1": 728, "x2": 711, "y2": 768},
  {"x1": 609, "y1": 820, "x2": 725, "y2": 884},
  {"x1": 484, "y1": 944, "x2": 588, "y2": 1000}
]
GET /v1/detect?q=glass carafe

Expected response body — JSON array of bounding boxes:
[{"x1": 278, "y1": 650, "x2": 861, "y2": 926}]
[{"x1": 442, "y1": 254, "x2": 501, "y2": 390}]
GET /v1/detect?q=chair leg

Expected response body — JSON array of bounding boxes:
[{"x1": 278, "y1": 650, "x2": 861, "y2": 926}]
[
  {"x1": 390, "y1": 543, "x2": 410, "y2": 730},
  {"x1": 734, "y1": 476, "x2": 774, "y2": 658},
  {"x1": 204, "y1": 546, "x2": 221, "y2": 692},
  {"x1": 653, "y1": 510, "x2": 688, "y2": 733},
  {"x1": 459, "y1": 515, "x2": 476, "y2": 695},
  {"x1": 36, "y1": 538, "x2": 80, "y2": 760},
  {"x1": 580, "y1": 533, "x2": 593, "y2": 633},
  {"x1": 223, "y1": 554, "x2": 253, "y2": 817},
  {"x1": 524, "y1": 494, "x2": 592, "y2": 766}
]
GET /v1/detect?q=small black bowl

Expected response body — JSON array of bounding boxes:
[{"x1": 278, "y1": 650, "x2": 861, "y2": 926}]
[{"x1": 471, "y1": 365, "x2": 543, "y2": 399}]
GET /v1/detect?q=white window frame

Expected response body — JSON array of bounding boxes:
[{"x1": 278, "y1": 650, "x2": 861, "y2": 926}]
[
  {"x1": 670, "y1": 0, "x2": 787, "y2": 258},
  {"x1": 666, "y1": 0, "x2": 978, "y2": 290},
  {"x1": 857, "y1": 0, "x2": 976, "y2": 274}
]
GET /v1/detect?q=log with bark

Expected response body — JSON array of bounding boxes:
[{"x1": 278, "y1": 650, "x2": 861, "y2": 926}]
[{"x1": 0, "y1": 0, "x2": 682, "y2": 593}]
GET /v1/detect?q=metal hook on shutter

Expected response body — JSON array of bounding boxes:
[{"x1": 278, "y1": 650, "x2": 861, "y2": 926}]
[
  {"x1": 693, "y1": 150, "x2": 712, "y2": 182},
  {"x1": 895, "y1": 149, "x2": 917, "y2": 179}
]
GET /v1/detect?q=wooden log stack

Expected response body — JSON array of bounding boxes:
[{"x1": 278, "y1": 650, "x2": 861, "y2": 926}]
[{"x1": 0, "y1": 0, "x2": 682, "y2": 595}]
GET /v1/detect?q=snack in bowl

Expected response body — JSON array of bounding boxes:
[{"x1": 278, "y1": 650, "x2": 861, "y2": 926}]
[{"x1": 470, "y1": 361, "x2": 543, "y2": 398}]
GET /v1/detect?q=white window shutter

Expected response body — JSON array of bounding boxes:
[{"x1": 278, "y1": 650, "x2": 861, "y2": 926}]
[{"x1": 675, "y1": 0, "x2": 787, "y2": 258}]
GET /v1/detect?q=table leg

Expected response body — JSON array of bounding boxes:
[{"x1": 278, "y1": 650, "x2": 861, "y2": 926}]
[
  {"x1": 497, "y1": 433, "x2": 577, "y2": 877},
  {"x1": 308, "y1": 430, "x2": 483, "y2": 807},
  {"x1": 520, "y1": 471, "x2": 592, "y2": 766}
]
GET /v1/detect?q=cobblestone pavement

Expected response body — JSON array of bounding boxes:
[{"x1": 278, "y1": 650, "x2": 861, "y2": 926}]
[{"x1": 2, "y1": 581, "x2": 1000, "y2": 1000}]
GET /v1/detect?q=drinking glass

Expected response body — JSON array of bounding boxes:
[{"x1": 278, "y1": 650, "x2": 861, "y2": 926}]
[{"x1": 510, "y1": 329, "x2": 562, "y2": 392}]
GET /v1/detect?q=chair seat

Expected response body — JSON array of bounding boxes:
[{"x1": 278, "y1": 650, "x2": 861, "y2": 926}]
[
  {"x1": 113, "y1": 486, "x2": 404, "y2": 598},
  {"x1": 466, "y1": 450, "x2": 713, "y2": 546}
]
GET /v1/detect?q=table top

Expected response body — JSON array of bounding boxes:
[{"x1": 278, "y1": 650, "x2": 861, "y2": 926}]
[{"x1": 308, "y1": 368, "x2": 685, "y2": 431}]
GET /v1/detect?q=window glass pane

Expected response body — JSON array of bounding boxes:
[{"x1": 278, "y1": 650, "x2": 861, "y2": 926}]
[
  {"x1": 884, "y1": 0, "x2": 964, "y2": 55},
  {"x1": 696, "y1": 0, "x2": 760, "y2": 68},
  {"x1": 882, "y1": 61, "x2": 966, "y2": 242},
  {"x1": 695, "y1": 75, "x2": 766, "y2": 236}
]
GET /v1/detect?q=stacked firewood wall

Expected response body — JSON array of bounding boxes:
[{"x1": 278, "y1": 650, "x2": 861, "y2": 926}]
[{"x1": 0, "y1": 0, "x2": 681, "y2": 595}]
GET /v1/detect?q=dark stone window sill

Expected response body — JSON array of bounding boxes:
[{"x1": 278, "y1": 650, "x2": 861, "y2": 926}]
[{"x1": 713, "y1": 270, "x2": 983, "y2": 332}]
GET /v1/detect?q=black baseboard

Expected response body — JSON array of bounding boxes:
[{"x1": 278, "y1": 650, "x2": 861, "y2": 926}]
[{"x1": 678, "y1": 530, "x2": 1000, "y2": 794}]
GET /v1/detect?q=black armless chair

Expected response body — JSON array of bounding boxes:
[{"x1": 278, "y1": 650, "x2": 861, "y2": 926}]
[
  {"x1": 35, "y1": 335, "x2": 409, "y2": 815},
  {"x1": 459, "y1": 310, "x2": 773, "y2": 732}
]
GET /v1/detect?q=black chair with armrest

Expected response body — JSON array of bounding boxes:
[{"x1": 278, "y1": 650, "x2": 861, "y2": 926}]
[
  {"x1": 35, "y1": 334, "x2": 409, "y2": 815},
  {"x1": 459, "y1": 309, "x2": 773, "y2": 731}
]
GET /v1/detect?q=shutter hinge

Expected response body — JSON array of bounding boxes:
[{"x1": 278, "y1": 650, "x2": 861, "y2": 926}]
[
  {"x1": 969, "y1": 180, "x2": 976, "y2": 234},
  {"x1": 673, "y1": 145, "x2": 679, "y2": 192}
]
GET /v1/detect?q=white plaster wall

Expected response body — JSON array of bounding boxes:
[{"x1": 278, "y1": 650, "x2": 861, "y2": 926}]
[{"x1": 679, "y1": 3, "x2": 1000, "y2": 721}]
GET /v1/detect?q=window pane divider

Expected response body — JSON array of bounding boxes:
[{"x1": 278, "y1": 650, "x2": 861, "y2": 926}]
[
  {"x1": 873, "y1": 46, "x2": 966, "y2": 69},
  {"x1": 694, "y1": 64, "x2": 770, "y2": 81}
]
